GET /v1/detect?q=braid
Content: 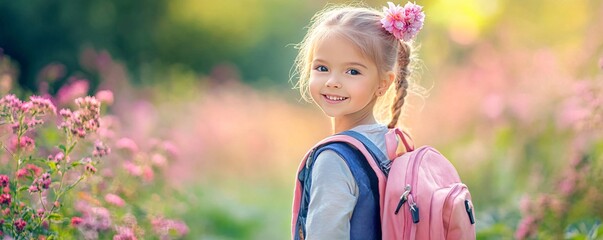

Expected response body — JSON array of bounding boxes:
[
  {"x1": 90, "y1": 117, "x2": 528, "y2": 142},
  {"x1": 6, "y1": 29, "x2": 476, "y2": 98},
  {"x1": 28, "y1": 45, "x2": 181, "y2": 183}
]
[{"x1": 387, "y1": 41, "x2": 411, "y2": 129}]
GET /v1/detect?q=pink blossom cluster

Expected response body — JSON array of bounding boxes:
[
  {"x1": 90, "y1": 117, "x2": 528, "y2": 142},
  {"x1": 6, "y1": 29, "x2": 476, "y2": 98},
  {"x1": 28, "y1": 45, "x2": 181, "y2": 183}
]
[
  {"x1": 115, "y1": 138, "x2": 139, "y2": 155},
  {"x1": 0, "y1": 175, "x2": 9, "y2": 188},
  {"x1": 47, "y1": 152, "x2": 68, "y2": 164},
  {"x1": 9, "y1": 135, "x2": 35, "y2": 153},
  {"x1": 113, "y1": 226, "x2": 137, "y2": 240},
  {"x1": 55, "y1": 78, "x2": 90, "y2": 106},
  {"x1": 381, "y1": 1, "x2": 425, "y2": 41},
  {"x1": 557, "y1": 80, "x2": 603, "y2": 131},
  {"x1": 28, "y1": 173, "x2": 52, "y2": 193},
  {"x1": 93, "y1": 140, "x2": 111, "y2": 157},
  {"x1": 515, "y1": 195, "x2": 547, "y2": 239},
  {"x1": 0, "y1": 94, "x2": 22, "y2": 112},
  {"x1": 0, "y1": 94, "x2": 55, "y2": 117},
  {"x1": 151, "y1": 216, "x2": 189, "y2": 239},
  {"x1": 73, "y1": 201, "x2": 113, "y2": 238},
  {"x1": 16, "y1": 164, "x2": 43, "y2": 179},
  {"x1": 26, "y1": 95, "x2": 57, "y2": 116},
  {"x1": 14, "y1": 218, "x2": 26, "y2": 232},
  {"x1": 0, "y1": 175, "x2": 10, "y2": 206},
  {"x1": 59, "y1": 96, "x2": 101, "y2": 138},
  {"x1": 105, "y1": 193, "x2": 125, "y2": 207},
  {"x1": 85, "y1": 164, "x2": 97, "y2": 174},
  {"x1": 120, "y1": 160, "x2": 155, "y2": 182},
  {"x1": 515, "y1": 149, "x2": 592, "y2": 239},
  {"x1": 0, "y1": 193, "x2": 11, "y2": 206},
  {"x1": 1, "y1": 94, "x2": 56, "y2": 135}
]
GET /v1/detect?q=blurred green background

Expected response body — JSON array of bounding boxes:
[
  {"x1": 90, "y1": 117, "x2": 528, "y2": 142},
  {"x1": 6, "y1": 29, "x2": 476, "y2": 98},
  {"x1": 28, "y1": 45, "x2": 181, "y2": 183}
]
[{"x1": 1, "y1": 0, "x2": 602, "y2": 239}]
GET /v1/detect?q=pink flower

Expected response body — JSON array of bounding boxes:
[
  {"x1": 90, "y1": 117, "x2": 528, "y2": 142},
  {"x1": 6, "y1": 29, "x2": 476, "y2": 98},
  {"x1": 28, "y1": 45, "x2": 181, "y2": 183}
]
[
  {"x1": 33, "y1": 173, "x2": 52, "y2": 190},
  {"x1": 28, "y1": 184, "x2": 40, "y2": 193},
  {"x1": 161, "y1": 141, "x2": 180, "y2": 159},
  {"x1": 78, "y1": 207, "x2": 112, "y2": 231},
  {"x1": 0, "y1": 193, "x2": 11, "y2": 206},
  {"x1": 49, "y1": 152, "x2": 67, "y2": 163},
  {"x1": 142, "y1": 166, "x2": 154, "y2": 182},
  {"x1": 123, "y1": 161, "x2": 142, "y2": 176},
  {"x1": 56, "y1": 78, "x2": 90, "y2": 106},
  {"x1": 151, "y1": 153, "x2": 167, "y2": 167},
  {"x1": 105, "y1": 193, "x2": 125, "y2": 207},
  {"x1": 17, "y1": 164, "x2": 43, "y2": 179},
  {"x1": 16, "y1": 169, "x2": 28, "y2": 178},
  {"x1": 28, "y1": 95, "x2": 57, "y2": 115},
  {"x1": 95, "y1": 90, "x2": 114, "y2": 106},
  {"x1": 59, "y1": 108, "x2": 73, "y2": 118},
  {"x1": 29, "y1": 172, "x2": 52, "y2": 193},
  {"x1": 26, "y1": 119, "x2": 44, "y2": 128},
  {"x1": 381, "y1": 1, "x2": 425, "y2": 41},
  {"x1": 0, "y1": 94, "x2": 22, "y2": 114},
  {"x1": 515, "y1": 215, "x2": 537, "y2": 240},
  {"x1": 9, "y1": 136, "x2": 35, "y2": 153},
  {"x1": 0, "y1": 175, "x2": 9, "y2": 188},
  {"x1": 58, "y1": 96, "x2": 102, "y2": 138},
  {"x1": 85, "y1": 164, "x2": 97, "y2": 174},
  {"x1": 115, "y1": 138, "x2": 139, "y2": 155},
  {"x1": 71, "y1": 216, "x2": 83, "y2": 227},
  {"x1": 14, "y1": 218, "x2": 26, "y2": 232},
  {"x1": 113, "y1": 226, "x2": 137, "y2": 240},
  {"x1": 151, "y1": 217, "x2": 189, "y2": 238},
  {"x1": 93, "y1": 140, "x2": 111, "y2": 157},
  {"x1": 37, "y1": 208, "x2": 46, "y2": 218}
]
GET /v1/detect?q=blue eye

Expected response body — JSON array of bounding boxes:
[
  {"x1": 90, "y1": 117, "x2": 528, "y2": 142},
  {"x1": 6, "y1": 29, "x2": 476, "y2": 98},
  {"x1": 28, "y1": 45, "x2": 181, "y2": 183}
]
[
  {"x1": 315, "y1": 66, "x2": 328, "y2": 72},
  {"x1": 346, "y1": 69, "x2": 361, "y2": 75}
]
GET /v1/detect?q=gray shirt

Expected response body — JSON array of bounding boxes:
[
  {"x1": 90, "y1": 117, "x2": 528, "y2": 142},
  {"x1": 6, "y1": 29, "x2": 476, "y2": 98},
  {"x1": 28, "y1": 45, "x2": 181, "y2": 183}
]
[{"x1": 305, "y1": 124, "x2": 389, "y2": 240}]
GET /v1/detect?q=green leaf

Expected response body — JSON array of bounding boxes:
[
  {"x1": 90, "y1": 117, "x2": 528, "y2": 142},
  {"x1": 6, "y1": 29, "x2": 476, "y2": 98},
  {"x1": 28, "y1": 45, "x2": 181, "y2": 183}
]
[
  {"x1": 67, "y1": 142, "x2": 76, "y2": 154},
  {"x1": 48, "y1": 213, "x2": 63, "y2": 222},
  {"x1": 17, "y1": 185, "x2": 29, "y2": 192},
  {"x1": 58, "y1": 144, "x2": 66, "y2": 152},
  {"x1": 71, "y1": 161, "x2": 82, "y2": 168},
  {"x1": 47, "y1": 161, "x2": 57, "y2": 172}
]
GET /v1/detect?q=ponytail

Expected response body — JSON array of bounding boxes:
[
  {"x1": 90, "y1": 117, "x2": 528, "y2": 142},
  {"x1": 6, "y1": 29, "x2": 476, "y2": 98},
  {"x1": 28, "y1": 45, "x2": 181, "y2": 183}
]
[{"x1": 387, "y1": 41, "x2": 411, "y2": 129}]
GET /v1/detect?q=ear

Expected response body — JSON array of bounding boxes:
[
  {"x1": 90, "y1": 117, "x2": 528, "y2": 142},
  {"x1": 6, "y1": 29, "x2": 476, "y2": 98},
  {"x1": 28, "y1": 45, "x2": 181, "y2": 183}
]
[{"x1": 377, "y1": 71, "x2": 395, "y2": 95}]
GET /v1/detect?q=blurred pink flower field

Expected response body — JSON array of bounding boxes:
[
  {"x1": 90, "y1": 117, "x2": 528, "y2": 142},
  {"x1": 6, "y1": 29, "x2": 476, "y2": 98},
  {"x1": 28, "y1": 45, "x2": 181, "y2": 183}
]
[{"x1": 1, "y1": 1, "x2": 603, "y2": 238}]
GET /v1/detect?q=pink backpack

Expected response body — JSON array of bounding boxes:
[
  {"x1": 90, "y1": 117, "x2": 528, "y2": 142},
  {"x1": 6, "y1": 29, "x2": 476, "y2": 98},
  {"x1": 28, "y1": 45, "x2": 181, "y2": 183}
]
[{"x1": 292, "y1": 128, "x2": 476, "y2": 239}]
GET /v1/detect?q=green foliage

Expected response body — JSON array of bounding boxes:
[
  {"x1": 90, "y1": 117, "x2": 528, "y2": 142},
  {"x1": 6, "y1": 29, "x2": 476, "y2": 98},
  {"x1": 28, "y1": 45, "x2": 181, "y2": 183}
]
[{"x1": 0, "y1": 0, "x2": 309, "y2": 91}]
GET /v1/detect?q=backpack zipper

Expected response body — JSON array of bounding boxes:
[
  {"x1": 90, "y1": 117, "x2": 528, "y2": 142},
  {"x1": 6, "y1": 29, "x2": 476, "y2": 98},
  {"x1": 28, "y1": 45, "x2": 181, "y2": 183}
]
[{"x1": 394, "y1": 184, "x2": 411, "y2": 214}]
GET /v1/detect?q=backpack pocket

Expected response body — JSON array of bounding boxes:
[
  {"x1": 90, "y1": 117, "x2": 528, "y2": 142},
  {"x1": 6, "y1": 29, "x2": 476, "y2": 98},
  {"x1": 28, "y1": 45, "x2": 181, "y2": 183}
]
[{"x1": 430, "y1": 183, "x2": 476, "y2": 240}]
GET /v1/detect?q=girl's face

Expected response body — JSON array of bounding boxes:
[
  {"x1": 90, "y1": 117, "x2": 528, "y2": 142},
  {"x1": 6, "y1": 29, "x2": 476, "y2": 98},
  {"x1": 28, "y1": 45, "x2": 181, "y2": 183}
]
[{"x1": 309, "y1": 34, "x2": 385, "y2": 121}]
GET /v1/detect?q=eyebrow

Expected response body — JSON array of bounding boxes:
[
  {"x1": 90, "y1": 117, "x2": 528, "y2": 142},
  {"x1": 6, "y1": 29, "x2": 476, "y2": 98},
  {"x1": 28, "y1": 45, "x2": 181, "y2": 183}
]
[{"x1": 313, "y1": 59, "x2": 369, "y2": 69}]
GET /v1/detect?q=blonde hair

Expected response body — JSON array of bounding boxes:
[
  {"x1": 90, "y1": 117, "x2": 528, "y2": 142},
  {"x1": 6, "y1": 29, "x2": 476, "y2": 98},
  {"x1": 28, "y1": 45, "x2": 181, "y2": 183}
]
[{"x1": 291, "y1": 3, "x2": 423, "y2": 128}]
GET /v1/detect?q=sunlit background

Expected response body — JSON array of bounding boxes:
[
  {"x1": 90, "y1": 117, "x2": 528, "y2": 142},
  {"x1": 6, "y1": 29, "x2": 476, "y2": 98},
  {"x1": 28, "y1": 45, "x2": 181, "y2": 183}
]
[{"x1": 1, "y1": 0, "x2": 602, "y2": 239}]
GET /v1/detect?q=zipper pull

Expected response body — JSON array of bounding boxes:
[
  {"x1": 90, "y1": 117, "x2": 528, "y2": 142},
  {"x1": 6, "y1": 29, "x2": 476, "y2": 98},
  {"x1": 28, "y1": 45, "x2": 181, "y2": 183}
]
[
  {"x1": 465, "y1": 200, "x2": 475, "y2": 224},
  {"x1": 394, "y1": 184, "x2": 411, "y2": 215},
  {"x1": 410, "y1": 203, "x2": 420, "y2": 223}
]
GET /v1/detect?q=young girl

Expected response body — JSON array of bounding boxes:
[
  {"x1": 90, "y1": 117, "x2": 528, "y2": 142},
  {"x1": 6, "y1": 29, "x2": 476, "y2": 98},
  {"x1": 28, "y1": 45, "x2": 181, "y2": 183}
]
[{"x1": 291, "y1": 1, "x2": 425, "y2": 239}]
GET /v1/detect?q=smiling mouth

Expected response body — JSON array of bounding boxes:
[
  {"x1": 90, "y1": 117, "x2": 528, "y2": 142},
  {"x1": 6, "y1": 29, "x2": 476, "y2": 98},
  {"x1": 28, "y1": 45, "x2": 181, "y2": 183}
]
[{"x1": 322, "y1": 94, "x2": 349, "y2": 102}]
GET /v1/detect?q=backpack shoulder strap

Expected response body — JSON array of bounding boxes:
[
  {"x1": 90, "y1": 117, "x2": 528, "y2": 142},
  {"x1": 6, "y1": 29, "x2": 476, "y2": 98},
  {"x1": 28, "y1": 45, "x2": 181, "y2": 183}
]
[
  {"x1": 339, "y1": 130, "x2": 390, "y2": 175},
  {"x1": 291, "y1": 134, "x2": 388, "y2": 238}
]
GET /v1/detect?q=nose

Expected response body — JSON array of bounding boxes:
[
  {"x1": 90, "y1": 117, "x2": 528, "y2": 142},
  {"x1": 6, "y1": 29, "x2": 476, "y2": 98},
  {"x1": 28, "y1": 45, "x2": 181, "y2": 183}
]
[{"x1": 325, "y1": 76, "x2": 342, "y2": 89}]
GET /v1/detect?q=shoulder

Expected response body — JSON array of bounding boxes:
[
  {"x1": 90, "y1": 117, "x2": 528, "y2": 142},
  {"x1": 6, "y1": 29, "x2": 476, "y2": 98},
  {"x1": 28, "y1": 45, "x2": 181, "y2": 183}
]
[{"x1": 312, "y1": 149, "x2": 351, "y2": 176}]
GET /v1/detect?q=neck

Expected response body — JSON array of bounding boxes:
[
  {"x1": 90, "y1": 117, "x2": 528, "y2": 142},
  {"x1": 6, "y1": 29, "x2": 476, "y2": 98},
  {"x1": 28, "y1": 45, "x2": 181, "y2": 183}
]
[{"x1": 331, "y1": 107, "x2": 377, "y2": 133}]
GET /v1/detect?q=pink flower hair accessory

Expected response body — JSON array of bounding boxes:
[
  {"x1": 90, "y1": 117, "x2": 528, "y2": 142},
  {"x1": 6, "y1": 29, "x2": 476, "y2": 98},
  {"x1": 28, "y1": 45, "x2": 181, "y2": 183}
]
[{"x1": 381, "y1": 1, "x2": 425, "y2": 41}]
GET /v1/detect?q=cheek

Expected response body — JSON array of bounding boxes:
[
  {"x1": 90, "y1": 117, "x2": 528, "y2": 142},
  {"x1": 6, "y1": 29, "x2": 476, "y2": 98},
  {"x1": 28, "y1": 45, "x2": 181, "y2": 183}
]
[{"x1": 309, "y1": 76, "x2": 322, "y2": 98}]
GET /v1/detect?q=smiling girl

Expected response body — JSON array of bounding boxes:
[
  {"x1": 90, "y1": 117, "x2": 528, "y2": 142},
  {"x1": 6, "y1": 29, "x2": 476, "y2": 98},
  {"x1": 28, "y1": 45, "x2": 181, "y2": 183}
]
[{"x1": 291, "y1": 1, "x2": 425, "y2": 239}]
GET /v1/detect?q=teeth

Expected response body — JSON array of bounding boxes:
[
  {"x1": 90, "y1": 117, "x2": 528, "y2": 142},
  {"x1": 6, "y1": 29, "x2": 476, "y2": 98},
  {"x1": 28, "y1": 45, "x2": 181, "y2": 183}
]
[{"x1": 325, "y1": 95, "x2": 347, "y2": 101}]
